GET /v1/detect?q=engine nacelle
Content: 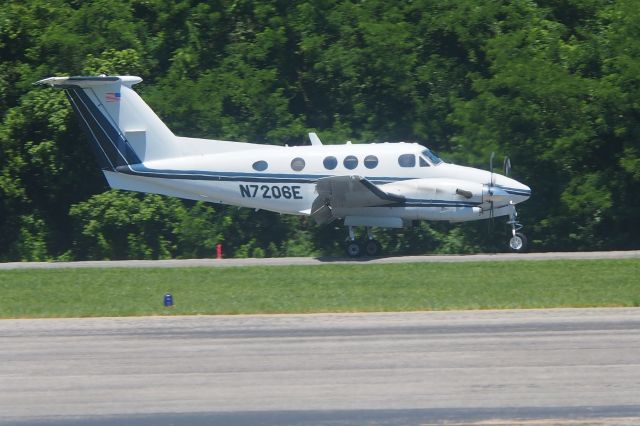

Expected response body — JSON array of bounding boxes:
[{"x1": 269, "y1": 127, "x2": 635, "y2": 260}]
[{"x1": 380, "y1": 178, "x2": 485, "y2": 203}]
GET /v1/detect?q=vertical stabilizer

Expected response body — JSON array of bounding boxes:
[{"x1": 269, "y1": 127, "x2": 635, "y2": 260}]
[{"x1": 36, "y1": 76, "x2": 180, "y2": 168}]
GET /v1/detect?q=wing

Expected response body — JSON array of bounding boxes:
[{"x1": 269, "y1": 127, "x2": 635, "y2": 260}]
[{"x1": 310, "y1": 175, "x2": 405, "y2": 224}]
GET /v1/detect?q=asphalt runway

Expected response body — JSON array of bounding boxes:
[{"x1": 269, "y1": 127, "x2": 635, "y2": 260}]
[
  {"x1": 1, "y1": 309, "x2": 640, "y2": 425},
  {"x1": 1, "y1": 250, "x2": 639, "y2": 269}
]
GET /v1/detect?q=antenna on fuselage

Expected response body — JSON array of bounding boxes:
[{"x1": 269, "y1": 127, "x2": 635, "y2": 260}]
[{"x1": 309, "y1": 132, "x2": 323, "y2": 146}]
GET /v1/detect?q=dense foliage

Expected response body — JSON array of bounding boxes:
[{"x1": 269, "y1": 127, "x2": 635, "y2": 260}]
[{"x1": 1, "y1": 0, "x2": 639, "y2": 261}]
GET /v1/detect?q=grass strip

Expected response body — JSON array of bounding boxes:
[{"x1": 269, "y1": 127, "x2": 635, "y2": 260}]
[{"x1": 0, "y1": 259, "x2": 638, "y2": 318}]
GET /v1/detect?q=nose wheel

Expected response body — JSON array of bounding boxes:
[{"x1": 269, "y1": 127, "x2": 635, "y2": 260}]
[
  {"x1": 507, "y1": 206, "x2": 528, "y2": 253},
  {"x1": 345, "y1": 226, "x2": 382, "y2": 258},
  {"x1": 509, "y1": 232, "x2": 527, "y2": 252}
]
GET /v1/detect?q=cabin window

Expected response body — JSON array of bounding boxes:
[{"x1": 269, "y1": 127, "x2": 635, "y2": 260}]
[
  {"x1": 364, "y1": 155, "x2": 379, "y2": 169},
  {"x1": 323, "y1": 156, "x2": 338, "y2": 170},
  {"x1": 422, "y1": 148, "x2": 443, "y2": 165},
  {"x1": 344, "y1": 155, "x2": 358, "y2": 170},
  {"x1": 252, "y1": 160, "x2": 268, "y2": 171},
  {"x1": 419, "y1": 157, "x2": 429, "y2": 167},
  {"x1": 291, "y1": 157, "x2": 306, "y2": 171},
  {"x1": 398, "y1": 154, "x2": 416, "y2": 167}
]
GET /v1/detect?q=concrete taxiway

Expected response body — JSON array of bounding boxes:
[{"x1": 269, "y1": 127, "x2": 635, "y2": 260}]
[
  {"x1": 1, "y1": 250, "x2": 639, "y2": 269},
  {"x1": 1, "y1": 308, "x2": 640, "y2": 425}
]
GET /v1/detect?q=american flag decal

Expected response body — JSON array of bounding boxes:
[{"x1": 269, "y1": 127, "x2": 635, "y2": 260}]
[{"x1": 105, "y1": 92, "x2": 121, "y2": 102}]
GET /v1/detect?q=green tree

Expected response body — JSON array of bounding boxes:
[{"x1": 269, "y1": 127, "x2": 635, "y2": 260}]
[
  {"x1": 2, "y1": 0, "x2": 640, "y2": 261},
  {"x1": 69, "y1": 191, "x2": 184, "y2": 260}
]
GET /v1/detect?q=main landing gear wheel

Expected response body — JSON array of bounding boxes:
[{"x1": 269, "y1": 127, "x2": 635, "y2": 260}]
[
  {"x1": 363, "y1": 239, "x2": 382, "y2": 257},
  {"x1": 344, "y1": 226, "x2": 383, "y2": 258},
  {"x1": 508, "y1": 232, "x2": 528, "y2": 253},
  {"x1": 345, "y1": 241, "x2": 362, "y2": 258}
]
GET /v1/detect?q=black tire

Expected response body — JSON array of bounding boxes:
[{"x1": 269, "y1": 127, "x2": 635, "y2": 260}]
[
  {"x1": 363, "y1": 239, "x2": 382, "y2": 257},
  {"x1": 508, "y1": 232, "x2": 528, "y2": 253},
  {"x1": 345, "y1": 241, "x2": 362, "y2": 258}
]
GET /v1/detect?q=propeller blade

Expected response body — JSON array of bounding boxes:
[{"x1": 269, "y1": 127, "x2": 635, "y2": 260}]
[
  {"x1": 489, "y1": 152, "x2": 495, "y2": 187},
  {"x1": 503, "y1": 156, "x2": 511, "y2": 177},
  {"x1": 488, "y1": 152, "x2": 496, "y2": 233},
  {"x1": 485, "y1": 199, "x2": 494, "y2": 234}
]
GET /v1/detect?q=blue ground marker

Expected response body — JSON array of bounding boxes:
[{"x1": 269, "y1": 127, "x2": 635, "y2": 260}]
[{"x1": 164, "y1": 293, "x2": 174, "y2": 307}]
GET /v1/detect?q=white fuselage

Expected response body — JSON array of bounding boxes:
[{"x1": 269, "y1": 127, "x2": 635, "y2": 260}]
[{"x1": 105, "y1": 140, "x2": 530, "y2": 226}]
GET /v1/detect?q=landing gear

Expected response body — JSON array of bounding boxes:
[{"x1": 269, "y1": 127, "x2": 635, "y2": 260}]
[
  {"x1": 363, "y1": 239, "x2": 382, "y2": 257},
  {"x1": 507, "y1": 205, "x2": 528, "y2": 253},
  {"x1": 509, "y1": 232, "x2": 527, "y2": 252},
  {"x1": 345, "y1": 226, "x2": 362, "y2": 258},
  {"x1": 345, "y1": 240, "x2": 362, "y2": 257},
  {"x1": 345, "y1": 226, "x2": 382, "y2": 258}
]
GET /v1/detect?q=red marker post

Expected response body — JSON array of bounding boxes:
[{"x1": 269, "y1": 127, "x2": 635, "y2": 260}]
[{"x1": 216, "y1": 244, "x2": 223, "y2": 259}]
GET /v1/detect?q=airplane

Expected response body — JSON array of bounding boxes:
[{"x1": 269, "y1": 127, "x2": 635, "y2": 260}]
[{"x1": 36, "y1": 75, "x2": 531, "y2": 257}]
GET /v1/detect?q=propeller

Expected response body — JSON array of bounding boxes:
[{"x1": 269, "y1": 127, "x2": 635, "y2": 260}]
[
  {"x1": 503, "y1": 156, "x2": 511, "y2": 177},
  {"x1": 488, "y1": 152, "x2": 495, "y2": 228},
  {"x1": 486, "y1": 153, "x2": 515, "y2": 236}
]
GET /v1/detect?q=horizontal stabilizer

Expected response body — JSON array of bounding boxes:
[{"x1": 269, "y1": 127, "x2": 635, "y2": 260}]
[{"x1": 35, "y1": 75, "x2": 142, "y2": 88}]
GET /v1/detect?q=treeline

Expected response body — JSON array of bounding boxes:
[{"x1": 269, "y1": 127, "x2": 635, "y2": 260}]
[{"x1": 1, "y1": 0, "x2": 639, "y2": 261}]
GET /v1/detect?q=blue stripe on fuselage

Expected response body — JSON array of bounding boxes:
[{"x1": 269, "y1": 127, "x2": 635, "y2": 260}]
[
  {"x1": 116, "y1": 164, "x2": 408, "y2": 185},
  {"x1": 118, "y1": 165, "x2": 529, "y2": 199}
]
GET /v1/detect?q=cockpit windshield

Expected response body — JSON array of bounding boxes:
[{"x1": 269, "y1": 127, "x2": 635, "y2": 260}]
[{"x1": 421, "y1": 148, "x2": 443, "y2": 165}]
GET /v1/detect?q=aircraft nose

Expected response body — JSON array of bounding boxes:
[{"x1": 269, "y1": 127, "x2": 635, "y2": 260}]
[{"x1": 502, "y1": 177, "x2": 531, "y2": 202}]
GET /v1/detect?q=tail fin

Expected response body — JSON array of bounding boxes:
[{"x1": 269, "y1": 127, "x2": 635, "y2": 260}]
[{"x1": 36, "y1": 76, "x2": 178, "y2": 169}]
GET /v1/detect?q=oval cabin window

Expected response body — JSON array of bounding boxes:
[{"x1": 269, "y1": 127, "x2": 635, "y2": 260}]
[
  {"x1": 252, "y1": 160, "x2": 268, "y2": 171},
  {"x1": 323, "y1": 156, "x2": 338, "y2": 170},
  {"x1": 364, "y1": 155, "x2": 379, "y2": 169},
  {"x1": 291, "y1": 157, "x2": 306, "y2": 171},
  {"x1": 343, "y1": 155, "x2": 358, "y2": 170}
]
